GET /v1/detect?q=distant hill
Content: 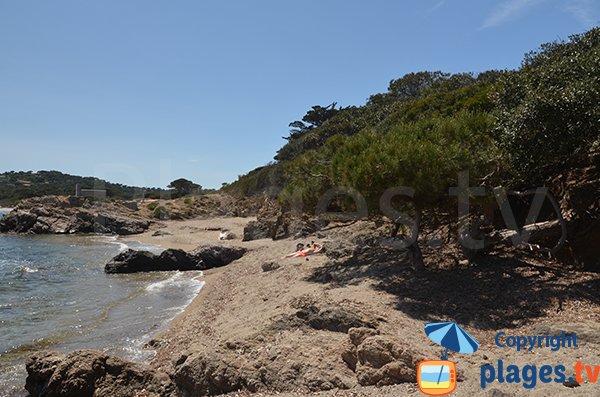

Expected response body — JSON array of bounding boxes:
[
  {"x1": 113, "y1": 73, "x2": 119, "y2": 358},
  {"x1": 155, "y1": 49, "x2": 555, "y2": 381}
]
[{"x1": 0, "y1": 170, "x2": 168, "y2": 205}]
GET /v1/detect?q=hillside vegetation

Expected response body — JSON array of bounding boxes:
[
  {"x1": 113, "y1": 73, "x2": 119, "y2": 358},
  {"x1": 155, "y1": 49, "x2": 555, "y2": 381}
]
[
  {"x1": 225, "y1": 28, "x2": 600, "y2": 214},
  {"x1": 0, "y1": 170, "x2": 167, "y2": 205}
]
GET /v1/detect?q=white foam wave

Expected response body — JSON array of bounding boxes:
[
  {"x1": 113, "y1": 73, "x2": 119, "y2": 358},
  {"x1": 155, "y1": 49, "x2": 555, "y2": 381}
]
[
  {"x1": 17, "y1": 266, "x2": 38, "y2": 273},
  {"x1": 93, "y1": 235, "x2": 129, "y2": 252},
  {"x1": 145, "y1": 271, "x2": 203, "y2": 293}
]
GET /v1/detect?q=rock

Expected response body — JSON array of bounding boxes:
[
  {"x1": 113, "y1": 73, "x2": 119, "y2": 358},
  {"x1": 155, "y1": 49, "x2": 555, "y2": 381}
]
[
  {"x1": 122, "y1": 201, "x2": 139, "y2": 211},
  {"x1": 93, "y1": 214, "x2": 150, "y2": 235},
  {"x1": 296, "y1": 305, "x2": 375, "y2": 333},
  {"x1": 242, "y1": 211, "x2": 321, "y2": 241},
  {"x1": 105, "y1": 245, "x2": 246, "y2": 274},
  {"x1": 172, "y1": 348, "x2": 355, "y2": 396},
  {"x1": 261, "y1": 261, "x2": 281, "y2": 272},
  {"x1": 219, "y1": 230, "x2": 235, "y2": 240},
  {"x1": 0, "y1": 210, "x2": 37, "y2": 233},
  {"x1": 172, "y1": 353, "x2": 250, "y2": 396},
  {"x1": 341, "y1": 343, "x2": 358, "y2": 371},
  {"x1": 242, "y1": 220, "x2": 272, "y2": 241},
  {"x1": 25, "y1": 351, "x2": 64, "y2": 397},
  {"x1": 25, "y1": 350, "x2": 174, "y2": 397},
  {"x1": 152, "y1": 230, "x2": 172, "y2": 237},
  {"x1": 356, "y1": 337, "x2": 396, "y2": 369},
  {"x1": 352, "y1": 335, "x2": 422, "y2": 387},
  {"x1": 287, "y1": 216, "x2": 319, "y2": 239},
  {"x1": 489, "y1": 388, "x2": 513, "y2": 396},
  {"x1": 190, "y1": 245, "x2": 246, "y2": 268},
  {"x1": 563, "y1": 379, "x2": 580, "y2": 388},
  {"x1": 0, "y1": 196, "x2": 151, "y2": 235},
  {"x1": 348, "y1": 327, "x2": 380, "y2": 346},
  {"x1": 105, "y1": 249, "x2": 200, "y2": 273},
  {"x1": 356, "y1": 361, "x2": 414, "y2": 386}
]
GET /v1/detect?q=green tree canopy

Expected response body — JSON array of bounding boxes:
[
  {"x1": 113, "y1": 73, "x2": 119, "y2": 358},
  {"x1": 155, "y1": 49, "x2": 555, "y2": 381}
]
[
  {"x1": 493, "y1": 27, "x2": 600, "y2": 182},
  {"x1": 168, "y1": 178, "x2": 200, "y2": 196}
]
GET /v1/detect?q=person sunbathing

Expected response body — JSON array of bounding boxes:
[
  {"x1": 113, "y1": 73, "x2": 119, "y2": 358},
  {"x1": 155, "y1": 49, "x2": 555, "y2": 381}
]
[{"x1": 283, "y1": 241, "x2": 323, "y2": 258}]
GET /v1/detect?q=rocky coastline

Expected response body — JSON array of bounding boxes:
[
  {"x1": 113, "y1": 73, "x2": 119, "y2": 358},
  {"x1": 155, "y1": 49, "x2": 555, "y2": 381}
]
[
  {"x1": 9, "y1": 170, "x2": 600, "y2": 396},
  {"x1": 0, "y1": 195, "x2": 151, "y2": 235}
]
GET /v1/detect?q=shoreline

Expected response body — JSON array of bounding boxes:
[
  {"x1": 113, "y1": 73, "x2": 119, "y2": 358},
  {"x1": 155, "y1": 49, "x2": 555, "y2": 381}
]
[
  {"x1": 137, "y1": 216, "x2": 600, "y2": 396},
  {"x1": 0, "y1": 232, "x2": 204, "y2": 397},
  {"x1": 14, "y1": 215, "x2": 600, "y2": 396}
]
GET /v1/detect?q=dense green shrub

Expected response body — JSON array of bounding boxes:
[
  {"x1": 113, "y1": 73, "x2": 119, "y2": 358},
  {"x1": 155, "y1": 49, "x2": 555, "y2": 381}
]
[
  {"x1": 223, "y1": 162, "x2": 285, "y2": 197},
  {"x1": 493, "y1": 28, "x2": 600, "y2": 182},
  {"x1": 229, "y1": 27, "x2": 599, "y2": 215},
  {"x1": 152, "y1": 205, "x2": 169, "y2": 219},
  {"x1": 283, "y1": 112, "x2": 499, "y2": 212}
]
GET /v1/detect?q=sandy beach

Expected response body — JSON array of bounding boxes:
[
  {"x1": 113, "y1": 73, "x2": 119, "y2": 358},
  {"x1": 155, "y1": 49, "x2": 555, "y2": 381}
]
[{"x1": 119, "y1": 216, "x2": 600, "y2": 397}]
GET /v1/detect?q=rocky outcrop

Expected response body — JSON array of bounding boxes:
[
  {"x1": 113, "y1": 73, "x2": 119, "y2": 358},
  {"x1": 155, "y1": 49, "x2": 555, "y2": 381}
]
[
  {"x1": 189, "y1": 245, "x2": 246, "y2": 268},
  {"x1": 341, "y1": 329, "x2": 423, "y2": 387},
  {"x1": 105, "y1": 246, "x2": 247, "y2": 274},
  {"x1": 0, "y1": 196, "x2": 150, "y2": 235},
  {"x1": 170, "y1": 320, "x2": 417, "y2": 396},
  {"x1": 171, "y1": 345, "x2": 356, "y2": 396},
  {"x1": 242, "y1": 215, "x2": 321, "y2": 241},
  {"x1": 242, "y1": 200, "x2": 322, "y2": 241},
  {"x1": 105, "y1": 249, "x2": 200, "y2": 273},
  {"x1": 171, "y1": 353, "x2": 254, "y2": 396},
  {"x1": 242, "y1": 220, "x2": 272, "y2": 241},
  {"x1": 25, "y1": 350, "x2": 175, "y2": 397},
  {"x1": 295, "y1": 305, "x2": 376, "y2": 333}
]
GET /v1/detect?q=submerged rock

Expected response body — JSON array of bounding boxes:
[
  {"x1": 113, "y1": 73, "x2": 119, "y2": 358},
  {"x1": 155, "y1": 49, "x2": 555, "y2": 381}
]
[{"x1": 25, "y1": 350, "x2": 175, "y2": 397}]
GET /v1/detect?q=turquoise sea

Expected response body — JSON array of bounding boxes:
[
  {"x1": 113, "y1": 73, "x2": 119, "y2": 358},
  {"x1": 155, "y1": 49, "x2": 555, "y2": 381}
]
[{"x1": 0, "y1": 211, "x2": 203, "y2": 396}]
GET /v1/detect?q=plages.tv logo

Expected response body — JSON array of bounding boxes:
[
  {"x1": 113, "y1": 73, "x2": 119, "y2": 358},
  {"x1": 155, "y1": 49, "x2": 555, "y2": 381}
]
[{"x1": 418, "y1": 322, "x2": 480, "y2": 396}]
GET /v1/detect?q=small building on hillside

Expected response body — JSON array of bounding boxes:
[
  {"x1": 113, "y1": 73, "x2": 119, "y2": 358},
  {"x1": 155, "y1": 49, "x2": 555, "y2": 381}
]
[{"x1": 75, "y1": 183, "x2": 106, "y2": 198}]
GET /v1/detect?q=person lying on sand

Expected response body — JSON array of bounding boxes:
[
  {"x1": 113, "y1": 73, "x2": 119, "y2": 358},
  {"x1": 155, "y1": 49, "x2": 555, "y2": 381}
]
[{"x1": 283, "y1": 241, "x2": 323, "y2": 258}]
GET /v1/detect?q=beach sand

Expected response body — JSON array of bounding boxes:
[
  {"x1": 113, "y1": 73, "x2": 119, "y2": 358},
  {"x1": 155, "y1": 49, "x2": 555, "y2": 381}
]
[{"x1": 122, "y1": 216, "x2": 600, "y2": 396}]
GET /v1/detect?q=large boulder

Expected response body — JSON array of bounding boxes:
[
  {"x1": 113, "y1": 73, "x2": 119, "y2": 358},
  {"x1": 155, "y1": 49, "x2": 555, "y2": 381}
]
[
  {"x1": 105, "y1": 249, "x2": 200, "y2": 273},
  {"x1": 105, "y1": 246, "x2": 247, "y2": 274},
  {"x1": 242, "y1": 220, "x2": 272, "y2": 241},
  {"x1": 25, "y1": 350, "x2": 174, "y2": 397},
  {"x1": 171, "y1": 353, "x2": 251, "y2": 396},
  {"x1": 340, "y1": 333, "x2": 423, "y2": 387},
  {"x1": 242, "y1": 214, "x2": 320, "y2": 242},
  {"x1": 190, "y1": 245, "x2": 246, "y2": 268}
]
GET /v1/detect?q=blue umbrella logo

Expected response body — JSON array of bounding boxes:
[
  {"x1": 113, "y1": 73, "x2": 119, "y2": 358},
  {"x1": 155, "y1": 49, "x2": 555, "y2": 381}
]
[
  {"x1": 420, "y1": 321, "x2": 479, "y2": 391},
  {"x1": 425, "y1": 321, "x2": 479, "y2": 360}
]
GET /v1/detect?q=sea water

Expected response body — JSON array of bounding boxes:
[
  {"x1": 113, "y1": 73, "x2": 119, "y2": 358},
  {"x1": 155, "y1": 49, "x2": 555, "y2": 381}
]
[{"x1": 0, "y1": 212, "x2": 203, "y2": 396}]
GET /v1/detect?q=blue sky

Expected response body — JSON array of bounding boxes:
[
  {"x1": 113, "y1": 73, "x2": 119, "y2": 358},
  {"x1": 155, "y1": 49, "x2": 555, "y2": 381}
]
[{"x1": 0, "y1": 0, "x2": 598, "y2": 188}]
